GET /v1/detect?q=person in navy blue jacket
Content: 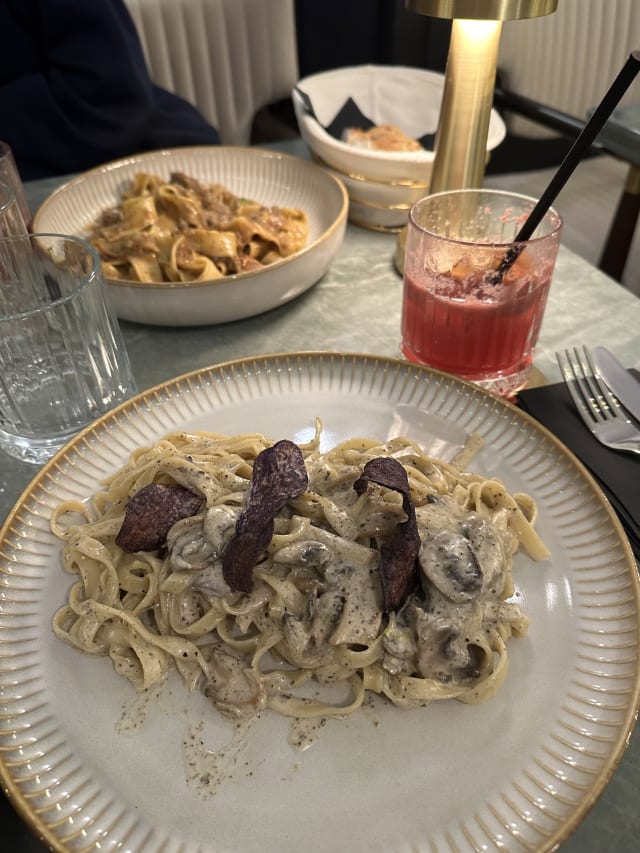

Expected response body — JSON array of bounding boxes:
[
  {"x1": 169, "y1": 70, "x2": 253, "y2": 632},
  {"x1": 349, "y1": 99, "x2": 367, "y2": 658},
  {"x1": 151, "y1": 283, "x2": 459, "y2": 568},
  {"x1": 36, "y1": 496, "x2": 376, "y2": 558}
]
[{"x1": 0, "y1": 0, "x2": 220, "y2": 180}]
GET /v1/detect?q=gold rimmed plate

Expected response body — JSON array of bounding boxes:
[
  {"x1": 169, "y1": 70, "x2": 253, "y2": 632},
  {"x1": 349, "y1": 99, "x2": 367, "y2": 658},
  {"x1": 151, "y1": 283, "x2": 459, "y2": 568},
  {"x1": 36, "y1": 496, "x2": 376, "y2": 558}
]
[{"x1": 0, "y1": 353, "x2": 638, "y2": 853}]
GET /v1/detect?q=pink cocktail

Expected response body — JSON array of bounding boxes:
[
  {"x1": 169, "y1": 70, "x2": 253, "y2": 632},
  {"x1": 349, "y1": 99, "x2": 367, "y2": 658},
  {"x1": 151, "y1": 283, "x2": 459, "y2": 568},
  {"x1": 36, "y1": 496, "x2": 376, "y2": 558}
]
[{"x1": 401, "y1": 190, "x2": 562, "y2": 398}]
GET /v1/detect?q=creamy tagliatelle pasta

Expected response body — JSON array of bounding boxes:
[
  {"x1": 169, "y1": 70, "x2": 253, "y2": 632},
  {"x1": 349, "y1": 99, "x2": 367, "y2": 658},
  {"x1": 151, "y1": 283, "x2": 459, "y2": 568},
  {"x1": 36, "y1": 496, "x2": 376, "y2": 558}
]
[
  {"x1": 51, "y1": 422, "x2": 549, "y2": 722},
  {"x1": 86, "y1": 171, "x2": 309, "y2": 283}
]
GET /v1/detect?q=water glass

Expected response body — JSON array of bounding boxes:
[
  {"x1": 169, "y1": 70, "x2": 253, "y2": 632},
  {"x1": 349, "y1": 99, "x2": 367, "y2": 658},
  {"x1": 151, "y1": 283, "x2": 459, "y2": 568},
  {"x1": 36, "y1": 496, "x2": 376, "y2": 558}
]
[
  {"x1": 401, "y1": 189, "x2": 562, "y2": 398},
  {"x1": 0, "y1": 233, "x2": 137, "y2": 464},
  {"x1": 0, "y1": 180, "x2": 28, "y2": 238},
  {"x1": 0, "y1": 142, "x2": 31, "y2": 229}
]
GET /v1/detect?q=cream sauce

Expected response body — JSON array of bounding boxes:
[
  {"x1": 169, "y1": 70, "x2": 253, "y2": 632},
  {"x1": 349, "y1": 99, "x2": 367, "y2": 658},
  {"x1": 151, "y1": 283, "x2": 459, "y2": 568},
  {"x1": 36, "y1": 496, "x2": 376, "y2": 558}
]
[
  {"x1": 183, "y1": 717, "x2": 255, "y2": 799},
  {"x1": 163, "y1": 456, "x2": 518, "y2": 711},
  {"x1": 288, "y1": 715, "x2": 328, "y2": 752}
]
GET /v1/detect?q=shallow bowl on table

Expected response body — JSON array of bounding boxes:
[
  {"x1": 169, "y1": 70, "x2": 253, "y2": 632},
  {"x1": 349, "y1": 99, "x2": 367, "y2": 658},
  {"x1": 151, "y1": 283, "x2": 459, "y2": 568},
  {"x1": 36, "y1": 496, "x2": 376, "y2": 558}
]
[
  {"x1": 293, "y1": 65, "x2": 506, "y2": 230},
  {"x1": 32, "y1": 146, "x2": 348, "y2": 327}
]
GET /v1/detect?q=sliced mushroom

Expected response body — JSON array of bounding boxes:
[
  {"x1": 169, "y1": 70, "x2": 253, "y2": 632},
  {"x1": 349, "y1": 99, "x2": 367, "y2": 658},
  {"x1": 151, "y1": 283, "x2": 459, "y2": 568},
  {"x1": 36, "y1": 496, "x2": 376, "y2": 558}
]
[
  {"x1": 309, "y1": 589, "x2": 346, "y2": 647},
  {"x1": 203, "y1": 505, "x2": 243, "y2": 554},
  {"x1": 202, "y1": 645, "x2": 265, "y2": 718},
  {"x1": 272, "y1": 539, "x2": 332, "y2": 568},
  {"x1": 167, "y1": 505, "x2": 242, "y2": 597},
  {"x1": 458, "y1": 514, "x2": 507, "y2": 593},
  {"x1": 419, "y1": 531, "x2": 483, "y2": 603},
  {"x1": 415, "y1": 497, "x2": 507, "y2": 603},
  {"x1": 382, "y1": 612, "x2": 417, "y2": 675},
  {"x1": 408, "y1": 599, "x2": 489, "y2": 683},
  {"x1": 168, "y1": 506, "x2": 240, "y2": 567},
  {"x1": 188, "y1": 564, "x2": 233, "y2": 598},
  {"x1": 279, "y1": 523, "x2": 383, "y2": 654}
]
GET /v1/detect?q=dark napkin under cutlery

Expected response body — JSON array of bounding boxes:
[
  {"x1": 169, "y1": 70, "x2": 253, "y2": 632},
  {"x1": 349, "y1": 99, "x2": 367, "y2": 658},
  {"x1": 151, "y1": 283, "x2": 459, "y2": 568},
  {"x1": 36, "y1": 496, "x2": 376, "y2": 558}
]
[{"x1": 518, "y1": 368, "x2": 640, "y2": 559}]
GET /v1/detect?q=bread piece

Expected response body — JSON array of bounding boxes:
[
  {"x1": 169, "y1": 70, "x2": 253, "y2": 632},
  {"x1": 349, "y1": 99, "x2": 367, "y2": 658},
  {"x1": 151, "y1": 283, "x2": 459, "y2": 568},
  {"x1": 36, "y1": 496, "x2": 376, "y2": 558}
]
[{"x1": 343, "y1": 124, "x2": 423, "y2": 152}]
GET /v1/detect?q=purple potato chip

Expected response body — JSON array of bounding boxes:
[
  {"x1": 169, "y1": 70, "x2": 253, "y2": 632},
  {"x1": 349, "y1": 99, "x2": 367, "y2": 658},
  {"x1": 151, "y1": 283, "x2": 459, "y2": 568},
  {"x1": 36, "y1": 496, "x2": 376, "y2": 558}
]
[
  {"x1": 354, "y1": 457, "x2": 420, "y2": 612},
  {"x1": 222, "y1": 440, "x2": 309, "y2": 592},
  {"x1": 115, "y1": 483, "x2": 203, "y2": 553}
]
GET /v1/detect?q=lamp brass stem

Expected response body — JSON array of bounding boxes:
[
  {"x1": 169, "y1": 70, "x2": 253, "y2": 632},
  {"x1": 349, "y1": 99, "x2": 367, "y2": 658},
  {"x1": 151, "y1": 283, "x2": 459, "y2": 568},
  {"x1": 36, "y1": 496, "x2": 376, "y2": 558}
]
[
  {"x1": 395, "y1": 19, "x2": 501, "y2": 273},
  {"x1": 429, "y1": 18, "x2": 501, "y2": 192}
]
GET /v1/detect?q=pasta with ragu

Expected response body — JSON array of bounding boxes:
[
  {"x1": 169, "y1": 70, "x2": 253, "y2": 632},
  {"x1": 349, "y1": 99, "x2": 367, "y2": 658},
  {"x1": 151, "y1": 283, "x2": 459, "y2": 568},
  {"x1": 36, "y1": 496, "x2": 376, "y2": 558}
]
[
  {"x1": 51, "y1": 422, "x2": 548, "y2": 723},
  {"x1": 86, "y1": 172, "x2": 309, "y2": 283}
]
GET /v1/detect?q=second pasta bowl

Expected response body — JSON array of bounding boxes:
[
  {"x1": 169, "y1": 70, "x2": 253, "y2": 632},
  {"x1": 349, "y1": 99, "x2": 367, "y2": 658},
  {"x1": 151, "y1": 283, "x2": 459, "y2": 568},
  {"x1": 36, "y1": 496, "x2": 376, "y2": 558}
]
[{"x1": 33, "y1": 146, "x2": 348, "y2": 326}]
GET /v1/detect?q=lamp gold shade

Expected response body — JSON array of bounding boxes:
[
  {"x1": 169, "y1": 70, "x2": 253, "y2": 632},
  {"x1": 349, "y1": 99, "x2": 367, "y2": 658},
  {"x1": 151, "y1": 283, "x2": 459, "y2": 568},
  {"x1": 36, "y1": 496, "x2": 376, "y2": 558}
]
[{"x1": 405, "y1": 0, "x2": 558, "y2": 20}]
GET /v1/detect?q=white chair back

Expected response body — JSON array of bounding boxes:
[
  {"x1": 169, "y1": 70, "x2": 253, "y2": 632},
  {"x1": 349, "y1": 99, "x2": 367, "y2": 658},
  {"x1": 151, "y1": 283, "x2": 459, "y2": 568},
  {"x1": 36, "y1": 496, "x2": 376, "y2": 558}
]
[
  {"x1": 123, "y1": 0, "x2": 299, "y2": 145},
  {"x1": 499, "y1": 0, "x2": 640, "y2": 136}
]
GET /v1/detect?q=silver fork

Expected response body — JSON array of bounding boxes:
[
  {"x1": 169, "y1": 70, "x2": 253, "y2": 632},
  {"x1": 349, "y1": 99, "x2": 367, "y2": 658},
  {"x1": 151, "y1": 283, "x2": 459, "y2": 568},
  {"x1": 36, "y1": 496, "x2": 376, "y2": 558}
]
[{"x1": 556, "y1": 346, "x2": 640, "y2": 456}]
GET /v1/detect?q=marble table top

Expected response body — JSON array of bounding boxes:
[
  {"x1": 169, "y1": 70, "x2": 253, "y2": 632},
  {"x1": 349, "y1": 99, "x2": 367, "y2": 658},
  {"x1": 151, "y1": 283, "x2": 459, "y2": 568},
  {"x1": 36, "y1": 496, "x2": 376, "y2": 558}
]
[{"x1": 596, "y1": 103, "x2": 640, "y2": 166}]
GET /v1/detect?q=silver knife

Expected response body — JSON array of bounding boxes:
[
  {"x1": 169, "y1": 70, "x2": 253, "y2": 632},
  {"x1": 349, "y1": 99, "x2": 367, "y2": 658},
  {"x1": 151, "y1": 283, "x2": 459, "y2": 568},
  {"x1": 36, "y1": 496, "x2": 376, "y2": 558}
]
[{"x1": 591, "y1": 346, "x2": 640, "y2": 424}]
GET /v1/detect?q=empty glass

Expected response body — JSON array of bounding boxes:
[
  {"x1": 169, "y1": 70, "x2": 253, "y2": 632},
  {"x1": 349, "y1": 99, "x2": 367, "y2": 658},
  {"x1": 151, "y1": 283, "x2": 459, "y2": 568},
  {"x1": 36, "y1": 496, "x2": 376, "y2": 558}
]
[
  {"x1": 0, "y1": 233, "x2": 137, "y2": 464},
  {"x1": 0, "y1": 142, "x2": 31, "y2": 229},
  {"x1": 0, "y1": 180, "x2": 28, "y2": 238}
]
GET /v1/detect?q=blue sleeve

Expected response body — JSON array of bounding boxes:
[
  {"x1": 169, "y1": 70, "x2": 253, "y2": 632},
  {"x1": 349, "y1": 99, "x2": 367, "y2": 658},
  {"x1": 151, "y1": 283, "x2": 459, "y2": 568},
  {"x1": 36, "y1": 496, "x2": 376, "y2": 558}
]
[{"x1": 0, "y1": 0, "x2": 219, "y2": 180}]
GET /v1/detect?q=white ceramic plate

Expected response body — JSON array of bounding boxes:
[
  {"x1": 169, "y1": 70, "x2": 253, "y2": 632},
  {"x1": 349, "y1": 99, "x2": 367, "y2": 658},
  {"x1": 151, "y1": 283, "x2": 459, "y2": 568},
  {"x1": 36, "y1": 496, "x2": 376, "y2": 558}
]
[
  {"x1": 32, "y1": 147, "x2": 348, "y2": 326},
  {"x1": 0, "y1": 353, "x2": 638, "y2": 853}
]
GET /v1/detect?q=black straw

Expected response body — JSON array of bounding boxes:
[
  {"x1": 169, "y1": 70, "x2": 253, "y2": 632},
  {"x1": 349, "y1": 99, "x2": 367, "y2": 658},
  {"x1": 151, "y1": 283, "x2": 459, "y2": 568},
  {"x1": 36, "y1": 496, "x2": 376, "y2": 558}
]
[{"x1": 491, "y1": 49, "x2": 640, "y2": 283}]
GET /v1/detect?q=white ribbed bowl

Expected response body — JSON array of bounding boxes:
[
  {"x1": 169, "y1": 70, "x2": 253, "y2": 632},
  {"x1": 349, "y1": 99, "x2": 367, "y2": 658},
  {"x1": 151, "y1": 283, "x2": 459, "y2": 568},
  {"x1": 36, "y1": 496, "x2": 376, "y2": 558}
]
[
  {"x1": 293, "y1": 65, "x2": 506, "y2": 185},
  {"x1": 33, "y1": 146, "x2": 348, "y2": 327},
  {"x1": 311, "y1": 152, "x2": 429, "y2": 231}
]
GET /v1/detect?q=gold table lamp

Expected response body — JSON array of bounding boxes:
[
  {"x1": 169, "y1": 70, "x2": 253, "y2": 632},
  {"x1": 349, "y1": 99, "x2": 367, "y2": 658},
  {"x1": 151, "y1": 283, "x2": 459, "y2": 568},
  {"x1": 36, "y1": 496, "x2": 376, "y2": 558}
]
[{"x1": 395, "y1": 0, "x2": 558, "y2": 272}]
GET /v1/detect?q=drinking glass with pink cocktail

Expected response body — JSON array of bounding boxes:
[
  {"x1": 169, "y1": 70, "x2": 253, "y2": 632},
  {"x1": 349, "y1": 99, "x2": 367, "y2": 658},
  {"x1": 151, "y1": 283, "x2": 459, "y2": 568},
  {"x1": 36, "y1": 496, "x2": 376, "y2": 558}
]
[{"x1": 401, "y1": 189, "x2": 562, "y2": 398}]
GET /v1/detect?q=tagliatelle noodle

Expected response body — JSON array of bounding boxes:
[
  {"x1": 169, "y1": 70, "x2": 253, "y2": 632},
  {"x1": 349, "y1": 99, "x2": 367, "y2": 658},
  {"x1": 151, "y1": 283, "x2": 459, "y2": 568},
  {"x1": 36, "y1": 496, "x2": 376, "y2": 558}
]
[
  {"x1": 86, "y1": 172, "x2": 309, "y2": 283},
  {"x1": 51, "y1": 421, "x2": 548, "y2": 721}
]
